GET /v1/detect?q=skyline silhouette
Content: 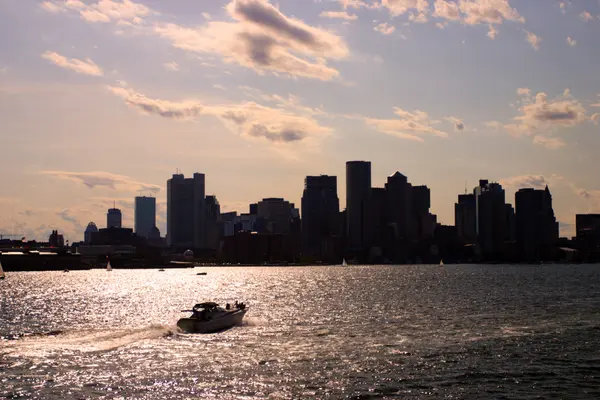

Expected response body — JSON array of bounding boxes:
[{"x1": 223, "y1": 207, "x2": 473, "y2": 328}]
[{"x1": 1, "y1": 0, "x2": 600, "y2": 242}]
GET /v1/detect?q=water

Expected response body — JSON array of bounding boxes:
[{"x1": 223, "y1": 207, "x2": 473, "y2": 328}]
[{"x1": 1, "y1": 265, "x2": 599, "y2": 399}]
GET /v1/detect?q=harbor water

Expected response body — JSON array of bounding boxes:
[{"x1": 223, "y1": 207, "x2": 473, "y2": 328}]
[{"x1": 1, "y1": 265, "x2": 599, "y2": 399}]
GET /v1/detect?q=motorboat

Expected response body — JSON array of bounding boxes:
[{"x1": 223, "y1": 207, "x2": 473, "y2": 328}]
[
  {"x1": 177, "y1": 302, "x2": 248, "y2": 333},
  {"x1": 196, "y1": 272, "x2": 207, "y2": 276}
]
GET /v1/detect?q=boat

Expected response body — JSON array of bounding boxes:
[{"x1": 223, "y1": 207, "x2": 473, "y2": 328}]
[
  {"x1": 0, "y1": 260, "x2": 5, "y2": 280},
  {"x1": 439, "y1": 259, "x2": 444, "y2": 266},
  {"x1": 177, "y1": 302, "x2": 248, "y2": 333},
  {"x1": 196, "y1": 272, "x2": 207, "y2": 276},
  {"x1": 106, "y1": 261, "x2": 112, "y2": 271},
  {"x1": 342, "y1": 258, "x2": 348, "y2": 267},
  {"x1": 158, "y1": 269, "x2": 165, "y2": 272}
]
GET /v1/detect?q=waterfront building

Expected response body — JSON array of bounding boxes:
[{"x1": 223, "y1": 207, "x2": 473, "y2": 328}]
[
  {"x1": 301, "y1": 175, "x2": 340, "y2": 259},
  {"x1": 474, "y1": 180, "x2": 508, "y2": 257},
  {"x1": 84, "y1": 222, "x2": 98, "y2": 244},
  {"x1": 515, "y1": 186, "x2": 559, "y2": 261},
  {"x1": 107, "y1": 207, "x2": 122, "y2": 229},
  {"x1": 385, "y1": 172, "x2": 414, "y2": 242},
  {"x1": 167, "y1": 173, "x2": 206, "y2": 250},
  {"x1": 204, "y1": 195, "x2": 221, "y2": 250},
  {"x1": 455, "y1": 194, "x2": 477, "y2": 243},
  {"x1": 134, "y1": 196, "x2": 156, "y2": 238},
  {"x1": 257, "y1": 198, "x2": 297, "y2": 235},
  {"x1": 346, "y1": 161, "x2": 372, "y2": 250}
]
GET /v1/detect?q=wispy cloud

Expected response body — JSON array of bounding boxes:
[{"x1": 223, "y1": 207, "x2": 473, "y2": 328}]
[
  {"x1": 41, "y1": 0, "x2": 152, "y2": 25},
  {"x1": 154, "y1": 0, "x2": 349, "y2": 81},
  {"x1": 41, "y1": 51, "x2": 103, "y2": 76},
  {"x1": 41, "y1": 170, "x2": 162, "y2": 193},
  {"x1": 500, "y1": 174, "x2": 555, "y2": 189},
  {"x1": 319, "y1": 11, "x2": 358, "y2": 21},
  {"x1": 566, "y1": 36, "x2": 577, "y2": 47},
  {"x1": 163, "y1": 61, "x2": 180, "y2": 71},
  {"x1": 580, "y1": 11, "x2": 594, "y2": 22},
  {"x1": 362, "y1": 107, "x2": 450, "y2": 142},
  {"x1": 524, "y1": 30, "x2": 541, "y2": 50},
  {"x1": 374, "y1": 22, "x2": 396, "y2": 35}
]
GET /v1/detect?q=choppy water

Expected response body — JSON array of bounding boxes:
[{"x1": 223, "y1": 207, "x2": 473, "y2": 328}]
[{"x1": 1, "y1": 265, "x2": 600, "y2": 399}]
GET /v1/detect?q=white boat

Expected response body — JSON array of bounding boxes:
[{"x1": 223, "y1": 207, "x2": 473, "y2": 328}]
[
  {"x1": 439, "y1": 259, "x2": 444, "y2": 266},
  {"x1": 0, "y1": 260, "x2": 5, "y2": 280},
  {"x1": 342, "y1": 258, "x2": 348, "y2": 267},
  {"x1": 106, "y1": 261, "x2": 112, "y2": 271},
  {"x1": 177, "y1": 302, "x2": 248, "y2": 333}
]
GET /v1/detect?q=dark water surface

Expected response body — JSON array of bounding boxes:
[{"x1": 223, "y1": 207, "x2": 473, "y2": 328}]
[{"x1": 1, "y1": 265, "x2": 600, "y2": 399}]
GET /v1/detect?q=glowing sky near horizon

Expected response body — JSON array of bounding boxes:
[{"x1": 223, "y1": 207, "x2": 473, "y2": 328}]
[{"x1": 1, "y1": 0, "x2": 599, "y2": 242}]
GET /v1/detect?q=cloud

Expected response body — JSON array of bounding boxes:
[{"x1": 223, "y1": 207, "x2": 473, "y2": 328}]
[
  {"x1": 107, "y1": 85, "x2": 331, "y2": 145},
  {"x1": 319, "y1": 11, "x2": 358, "y2": 20},
  {"x1": 524, "y1": 30, "x2": 541, "y2": 50},
  {"x1": 41, "y1": 0, "x2": 151, "y2": 25},
  {"x1": 458, "y1": 0, "x2": 524, "y2": 25},
  {"x1": 580, "y1": 11, "x2": 594, "y2": 21},
  {"x1": 107, "y1": 86, "x2": 204, "y2": 120},
  {"x1": 381, "y1": 0, "x2": 429, "y2": 17},
  {"x1": 213, "y1": 84, "x2": 226, "y2": 90},
  {"x1": 517, "y1": 87, "x2": 531, "y2": 97},
  {"x1": 566, "y1": 36, "x2": 577, "y2": 47},
  {"x1": 532, "y1": 135, "x2": 566, "y2": 149},
  {"x1": 487, "y1": 24, "x2": 498, "y2": 39},
  {"x1": 41, "y1": 170, "x2": 162, "y2": 193},
  {"x1": 446, "y1": 116, "x2": 465, "y2": 131},
  {"x1": 163, "y1": 61, "x2": 180, "y2": 71},
  {"x1": 154, "y1": 0, "x2": 349, "y2": 81},
  {"x1": 500, "y1": 175, "x2": 552, "y2": 189},
  {"x1": 374, "y1": 22, "x2": 396, "y2": 35},
  {"x1": 433, "y1": 0, "x2": 460, "y2": 21},
  {"x1": 41, "y1": 51, "x2": 104, "y2": 76},
  {"x1": 363, "y1": 108, "x2": 449, "y2": 141},
  {"x1": 202, "y1": 12, "x2": 212, "y2": 20}
]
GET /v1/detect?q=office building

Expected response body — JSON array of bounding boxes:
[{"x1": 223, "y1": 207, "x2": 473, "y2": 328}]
[
  {"x1": 84, "y1": 222, "x2": 98, "y2": 244},
  {"x1": 301, "y1": 175, "x2": 340, "y2": 259},
  {"x1": 346, "y1": 161, "x2": 372, "y2": 250},
  {"x1": 385, "y1": 172, "x2": 414, "y2": 242},
  {"x1": 515, "y1": 186, "x2": 558, "y2": 261},
  {"x1": 474, "y1": 180, "x2": 508, "y2": 256},
  {"x1": 167, "y1": 173, "x2": 206, "y2": 249},
  {"x1": 257, "y1": 198, "x2": 297, "y2": 235},
  {"x1": 455, "y1": 194, "x2": 477, "y2": 243},
  {"x1": 134, "y1": 196, "x2": 156, "y2": 238},
  {"x1": 204, "y1": 195, "x2": 221, "y2": 250},
  {"x1": 107, "y1": 207, "x2": 122, "y2": 229}
]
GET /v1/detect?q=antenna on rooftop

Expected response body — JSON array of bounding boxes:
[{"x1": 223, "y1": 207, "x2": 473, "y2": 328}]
[{"x1": 464, "y1": 181, "x2": 467, "y2": 195}]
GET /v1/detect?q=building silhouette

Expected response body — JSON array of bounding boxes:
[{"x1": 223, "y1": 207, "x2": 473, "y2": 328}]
[
  {"x1": 84, "y1": 222, "x2": 98, "y2": 244},
  {"x1": 167, "y1": 173, "x2": 206, "y2": 250},
  {"x1": 455, "y1": 194, "x2": 477, "y2": 243},
  {"x1": 576, "y1": 214, "x2": 600, "y2": 261},
  {"x1": 474, "y1": 180, "x2": 508, "y2": 257},
  {"x1": 204, "y1": 195, "x2": 221, "y2": 250},
  {"x1": 346, "y1": 161, "x2": 371, "y2": 251},
  {"x1": 257, "y1": 198, "x2": 297, "y2": 235},
  {"x1": 301, "y1": 175, "x2": 340, "y2": 260},
  {"x1": 515, "y1": 186, "x2": 558, "y2": 261},
  {"x1": 107, "y1": 207, "x2": 122, "y2": 229},
  {"x1": 385, "y1": 172, "x2": 414, "y2": 243},
  {"x1": 134, "y1": 196, "x2": 156, "y2": 238}
]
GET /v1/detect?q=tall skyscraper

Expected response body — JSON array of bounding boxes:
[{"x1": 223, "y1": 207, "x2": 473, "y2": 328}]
[
  {"x1": 134, "y1": 196, "x2": 156, "y2": 238},
  {"x1": 167, "y1": 173, "x2": 205, "y2": 249},
  {"x1": 474, "y1": 180, "x2": 508, "y2": 256},
  {"x1": 455, "y1": 194, "x2": 477, "y2": 243},
  {"x1": 84, "y1": 222, "x2": 98, "y2": 244},
  {"x1": 346, "y1": 161, "x2": 371, "y2": 250},
  {"x1": 301, "y1": 175, "x2": 340, "y2": 258},
  {"x1": 515, "y1": 186, "x2": 558, "y2": 261},
  {"x1": 107, "y1": 207, "x2": 122, "y2": 228},
  {"x1": 204, "y1": 195, "x2": 221, "y2": 250},
  {"x1": 385, "y1": 172, "x2": 414, "y2": 242}
]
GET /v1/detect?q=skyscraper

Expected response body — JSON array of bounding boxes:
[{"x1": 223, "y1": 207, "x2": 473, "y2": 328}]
[
  {"x1": 167, "y1": 173, "x2": 205, "y2": 249},
  {"x1": 385, "y1": 172, "x2": 414, "y2": 242},
  {"x1": 301, "y1": 175, "x2": 340, "y2": 258},
  {"x1": 346, "y1": 161, "x2": 371, "y2": 250},
  {"x1": 474, "y1": 180, "x2": 508, "y2": 257},
  {"x1": 204, "y1": 195, "x2": 221, "y2": 250},
  {"x1": 134, "y1": 196, "x2": 156, "y2": 238},
  {"x1": 107, "y1": 207, "x2": 122, "y2": 228},
  {"x1": 257, "y1": 198, "x2": 297, "y2": 235},
  {"x1": 515, "y1": 186, "x2": 558, "y2": 261},
  {"x1": 455, "y1": 194, "x2": 477, "y2": 243}
]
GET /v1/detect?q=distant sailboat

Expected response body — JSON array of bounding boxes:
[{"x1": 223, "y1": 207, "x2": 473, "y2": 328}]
[
  {"x1": 106, "y1": 260, "x2": 112, "y2": 271},
  {"x1": 342, "y1": 258, "x2": 348, "y2": 267},
  {"x1": 439, "y1": 259, "x2": 444, "y2": 266},
  {"x1": 0, "y1": 260, "x2": 5, "y2": 280}
]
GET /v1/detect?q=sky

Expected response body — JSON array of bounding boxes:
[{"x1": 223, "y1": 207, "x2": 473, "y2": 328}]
[{"x1": 1, "y1": 0, "x2": 600, "y2": 242}]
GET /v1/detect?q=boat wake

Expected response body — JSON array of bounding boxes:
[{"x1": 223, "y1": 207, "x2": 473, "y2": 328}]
[{"x1": 0, "y1": 325, "x2": 177, "y2": 358}]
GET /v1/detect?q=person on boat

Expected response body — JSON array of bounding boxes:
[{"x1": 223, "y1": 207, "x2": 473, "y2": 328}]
[
  {"x1": 234, "y1": 301, "x2": 239, "y2": 309},
  {"x1": 226, "y1": 303, "x2": 230, "y2": 310}
]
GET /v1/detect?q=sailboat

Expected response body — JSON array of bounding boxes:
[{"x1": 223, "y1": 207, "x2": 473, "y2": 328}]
[
  {"x1": 0, "y1": 260, "x2": 5, "y2": 280},
  {"x1": 439, "y1": 259, "x2": 444, "y2": 266},
  {"x1": 106, "y1": 260, "x2": 113, "y2": 271},
  {"x1": 342, "y1": 258, "x2": 348, "y2": 267}
]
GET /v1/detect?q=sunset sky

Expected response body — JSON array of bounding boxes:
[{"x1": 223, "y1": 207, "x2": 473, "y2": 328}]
[{"x1": 1, "y1": 0, "x2": 599, "y2": 242}]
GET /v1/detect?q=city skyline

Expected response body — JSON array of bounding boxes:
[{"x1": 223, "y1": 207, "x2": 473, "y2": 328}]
[{"x1": 2, "y1": 0, "x2": 600, "y2": 242}]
